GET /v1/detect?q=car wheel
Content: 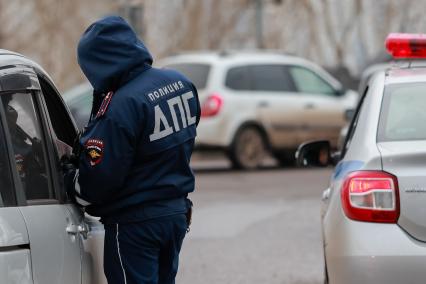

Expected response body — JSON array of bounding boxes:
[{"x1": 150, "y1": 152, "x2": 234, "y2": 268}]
[
  {"x1": 274, "y1": 150, "x2": 296, "y2": 167},
  {"x1": 229, "y1": 126, "x2": 266, "y2": 170}
]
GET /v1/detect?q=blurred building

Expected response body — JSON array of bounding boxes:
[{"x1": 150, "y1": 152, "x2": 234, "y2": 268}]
[{"x1": 0, "y1": 0, "x2": 425, "y2": 91}]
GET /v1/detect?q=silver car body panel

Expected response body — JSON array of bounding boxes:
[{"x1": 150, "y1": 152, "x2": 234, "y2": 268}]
[
  {"x1": 19, "y1": 205, "x2": 82, "y2": 284},
  {"x1": 0, "y1": 208, "x2": 32, "y2": 284},
  {"x1": 378, "y1": 141, "x2": 426, "y2": 242},
  {"x1": 0, "y1": 208, "x2": 29, "y2": 247},
  {"x1": 326, "y1": 220, "x2": 426, "y2": 284},
  {"x1": 0, "y1": 250, "x2": 32, "y2": 284}
]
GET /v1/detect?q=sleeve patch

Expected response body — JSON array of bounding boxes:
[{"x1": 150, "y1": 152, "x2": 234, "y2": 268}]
[
  {"x1": 96, "y1": 91, "x2": 114, "y2": 119},
  {"x1": 85, "y1": 139, "x2": 104, "y2": 166}
]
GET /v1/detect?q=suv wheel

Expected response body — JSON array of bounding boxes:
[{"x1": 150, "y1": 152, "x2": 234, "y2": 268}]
[{"x1": 229, "y1": 126, "x2": 266, "y2": 170}]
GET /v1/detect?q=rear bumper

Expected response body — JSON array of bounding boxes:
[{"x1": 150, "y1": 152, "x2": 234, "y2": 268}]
[{"x1": 325, "y1": 220, "x2": 426, "y2": 284}]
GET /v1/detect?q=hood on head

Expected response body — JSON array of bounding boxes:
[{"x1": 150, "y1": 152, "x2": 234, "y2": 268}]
[{"x1": 77, "y1": 16, "x2": 153, "y2": 93}]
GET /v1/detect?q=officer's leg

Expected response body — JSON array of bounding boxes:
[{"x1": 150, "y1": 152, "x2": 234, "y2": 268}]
[
  {"x1": 104, "y1": 223, "x2": 160, "y2": 284},
  {"x1": 158, "y1": 214, "x2": 188, "y2": 284}
]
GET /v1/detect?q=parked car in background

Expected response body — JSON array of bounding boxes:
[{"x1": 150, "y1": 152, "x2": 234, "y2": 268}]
[
  {"x1": 296, "y1": 34, "x2": 426, "y2": 284},
  {"x1": 63, "y1": 82, "x2": 92, "y2": 130},
  {"x1": 158, "y1": 51, "x2": 358, "y2": 169},
  {"x1": 0, "y1": 50, "x2": 106, "y2": 284}
]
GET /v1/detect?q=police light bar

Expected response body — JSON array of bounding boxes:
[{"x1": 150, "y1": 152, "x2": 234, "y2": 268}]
[{"x1": 386, "y1": 33, "x2": 426, "y2": 59}]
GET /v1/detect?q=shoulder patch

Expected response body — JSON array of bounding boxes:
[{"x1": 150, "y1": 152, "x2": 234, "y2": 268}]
[
  {"x1": 96, "y1": 91, "x2": 114, "y2": 119},
  {"x1": 85, "y1": 139, "x2": 104, "y2": 166}
]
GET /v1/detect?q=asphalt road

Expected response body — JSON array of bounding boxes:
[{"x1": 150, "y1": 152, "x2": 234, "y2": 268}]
[{"x1": 176, "y1": 158, "x2": 333, "y2": 284}]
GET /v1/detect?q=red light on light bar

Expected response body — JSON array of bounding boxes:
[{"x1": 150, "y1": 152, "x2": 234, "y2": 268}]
[{"x1": 386, "y1": 33, "x2": 426, "y2": 59}]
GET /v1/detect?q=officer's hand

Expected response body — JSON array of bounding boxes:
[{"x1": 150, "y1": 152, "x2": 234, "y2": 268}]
[{"x1": 61, "y1": 155, "x2": 91, "y2": 208}]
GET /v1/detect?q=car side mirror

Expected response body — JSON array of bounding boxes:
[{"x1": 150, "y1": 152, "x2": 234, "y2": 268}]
[
  {"x1": 296, "y1": 140, "x2": 339, "y2": 167},
  {"x1": 344, "y1": 109, "x2": 355, "y2": 122}
]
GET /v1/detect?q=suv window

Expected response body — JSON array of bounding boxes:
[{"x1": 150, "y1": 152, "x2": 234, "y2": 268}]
[
  {"x1": 165, "y1": 63, "x2": 210, "y2": 90},
  {"x1": 289, "y1": 66, "x2": 336, "y2": 96},
  {"x1": 249, "y1": 65, "x2": 296, "y2": 92},
  {"x1": 0, "y1": 105, "x2": 16, "y2": 207},
  {"x1": 225, "y1": 66, "x2": 251, "y2": 90},
  {"x1": 378, "y1": 83, "x2": 426, "y2": 141},
  {"x1": 0, "y1": 92, "x2": 54, "y2": 202}
]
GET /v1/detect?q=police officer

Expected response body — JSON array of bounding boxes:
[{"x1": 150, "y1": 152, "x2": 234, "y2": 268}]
[{"x1": 74, "y1": 16, "x2": 200, "y2": 284}]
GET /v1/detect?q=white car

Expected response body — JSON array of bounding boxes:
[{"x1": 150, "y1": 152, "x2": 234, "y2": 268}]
[
  {"x1": 297, "y1": 33, "x2": 426, "y2": 284},
  {"x1": 158, "y1": 51, "x2": 358, "y2": 169},
  {"x1": 0, "y1": 50, "x2": 106, "y2": 284}
]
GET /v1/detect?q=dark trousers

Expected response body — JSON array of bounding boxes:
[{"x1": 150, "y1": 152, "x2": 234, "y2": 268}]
[{"x1": 104, "y1": 214, "x2": 188, "y2": 284}]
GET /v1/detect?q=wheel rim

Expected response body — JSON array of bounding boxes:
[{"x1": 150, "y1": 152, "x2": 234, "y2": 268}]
[{"x1": 235, "y1": 128, "x2": 265, "y2": 169}]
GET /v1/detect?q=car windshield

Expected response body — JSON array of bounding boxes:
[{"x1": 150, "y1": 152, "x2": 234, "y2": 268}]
[
  {"x1": 164, "y1": 63, "x2": 210, "y2": 90},
  {"x1": 378, "y1": 82, "x2": 426, "y2": 141}
]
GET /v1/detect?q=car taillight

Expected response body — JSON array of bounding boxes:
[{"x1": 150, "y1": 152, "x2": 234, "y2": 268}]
[
  {"x1": 201, "y1": 93, "x2": 223, "y2": 117},
  {"x1": 341, "y1": 171, "x2": 400, "y2": 223}
]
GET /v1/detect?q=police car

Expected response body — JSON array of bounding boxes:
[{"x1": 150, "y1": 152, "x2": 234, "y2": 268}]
[
  {"x1": 297, "y1": 34, "x2": 426, "y2": 283},
  {"x1": 0, "y1": 50, "x2": 106, "y2": 283},
  {"x1": 158, "y1": 51, "x2": 358, "y2": 169}
]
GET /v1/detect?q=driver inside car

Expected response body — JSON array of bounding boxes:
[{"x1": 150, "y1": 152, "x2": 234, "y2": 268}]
[{"x1": 0, "y1": 93, "x2": 47, "y2": 199}]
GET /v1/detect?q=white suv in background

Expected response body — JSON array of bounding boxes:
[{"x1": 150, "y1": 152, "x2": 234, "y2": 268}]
[{"x1": 159, "y1": 51, "x2": 358, "y2": 169}]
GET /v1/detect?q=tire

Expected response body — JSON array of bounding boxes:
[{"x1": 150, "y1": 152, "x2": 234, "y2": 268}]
[
  {"x1": 274, "y1": 150, "x2": 296, "y2": 167},
  {"x1": 229, "y1": 126, "x2": 266, "y2": 170}
]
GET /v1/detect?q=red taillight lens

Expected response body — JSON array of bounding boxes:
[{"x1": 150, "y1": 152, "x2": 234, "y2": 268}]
[
  {"x1": 201, "y1": 93, "x2": 223, "y2": 117},
  {"x1": 385, "y1": 33, "x2": 426, "y2": 58},
  {"x1": 341, "y1": 171, "x2": 400, "y2": 223}
]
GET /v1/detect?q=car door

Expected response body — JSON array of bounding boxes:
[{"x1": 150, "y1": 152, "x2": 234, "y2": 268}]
[
  {"x1": 0, "y1": 97, "x2": 32, "y2": 284},
  {"x1": 228, "y1": 64, "x2": 305, "y2": 149},
  {"x1": 288, "y1": 65, "x2": 353, "y2": 147},
  {"x1": 0, "y1": 67, "x2": 82, "y2": 284},
  {"x1": 37, "y1": 75, "x2": 107, "y2": 284}
]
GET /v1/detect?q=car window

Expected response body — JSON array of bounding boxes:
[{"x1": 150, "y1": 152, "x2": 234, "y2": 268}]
[
  {"x1": 249, "y1": 65, "x2": 296, "y2": 92},
  {"x1": 289, "y1": 66, "x2": 336, "y2": 96},
  {"x1": 342, "y1": 87, "x2": 368, "y2": 157},
  {"x1": 0, "y1": 106, "x2": 16, "y2": 207},
  {"x1": 39, "y1": 76, "x2": 77, "y2": 152},
  {"x1": 378, "y1": 83, "x2": 426, "y2": 141},
  {"x1": 165, "y1": 63, "x2": 210, "y2": 90},
  {"x1": 225, "y1": 66, "x2": 251, "y2": 90},
  {"x1": 0, "y1": 92, "x2": 55, "y2": 202}
]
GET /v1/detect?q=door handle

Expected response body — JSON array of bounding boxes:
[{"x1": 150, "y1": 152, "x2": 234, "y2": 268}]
[
  {"x1": 66, "y1": 224, "x2": 78, "y2": 235},
  {"x1": 304, "y1": 103, "x2": 315, "y2": 109},
  {"x1": 66, "y1": 223, "x2": 89, "y2": 239},
  {"x1": 78, "y1": 223, "x2": 89, "y2": 239}
]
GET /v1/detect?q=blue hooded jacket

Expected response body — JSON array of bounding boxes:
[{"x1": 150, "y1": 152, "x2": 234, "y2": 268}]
[{"x1": 76, "y1": 16, "x2": 200, "y2": 223}]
